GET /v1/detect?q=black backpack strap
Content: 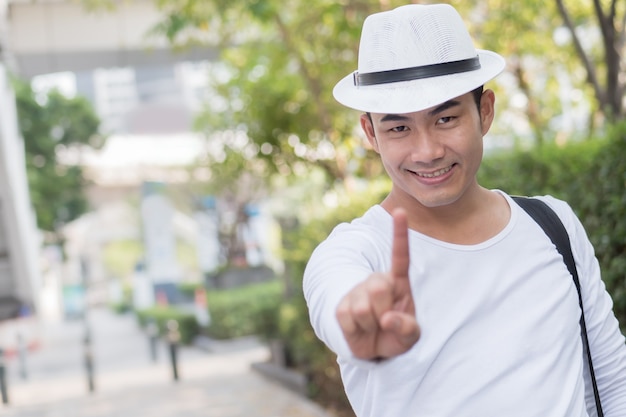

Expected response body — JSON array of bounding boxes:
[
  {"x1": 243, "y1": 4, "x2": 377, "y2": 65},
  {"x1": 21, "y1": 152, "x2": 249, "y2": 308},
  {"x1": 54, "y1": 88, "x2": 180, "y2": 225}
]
[{"x1": 513, "y1": 196, "x2": 603, "y2": 417}]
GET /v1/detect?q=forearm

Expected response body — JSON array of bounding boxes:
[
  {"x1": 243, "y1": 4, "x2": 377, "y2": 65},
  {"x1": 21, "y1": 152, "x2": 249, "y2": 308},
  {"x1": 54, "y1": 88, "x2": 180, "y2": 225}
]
[{"x1": 569, "y1": 208, "x2": 626, "y2": 413}]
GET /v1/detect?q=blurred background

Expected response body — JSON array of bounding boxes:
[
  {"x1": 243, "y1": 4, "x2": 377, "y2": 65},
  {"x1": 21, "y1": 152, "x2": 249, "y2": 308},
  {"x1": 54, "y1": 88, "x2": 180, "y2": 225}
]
[{"x1": 0, "y1": 0, "x2": 624, "y2": 416}]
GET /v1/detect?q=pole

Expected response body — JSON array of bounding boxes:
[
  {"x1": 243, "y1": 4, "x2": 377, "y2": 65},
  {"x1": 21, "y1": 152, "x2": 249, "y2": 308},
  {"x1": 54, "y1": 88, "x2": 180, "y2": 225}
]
[
  {"x1": 147, "y1": 320, "x2": 158, "y2": 362},
  {"x1": 83, "y1": 324, "x2": 95, "y2": 393},
  {"x1": 81, "y1": 257, "x2": 94, "y2": 393},
  {"x1": 166, "y1": 320, "x2": 180, "y2": 381},
  {"x1": 0, "y1": 348, "x2": 8, "y2": 404},
  {"x1": 16, "y1": 333, "x2": 27, "y2": 380}
]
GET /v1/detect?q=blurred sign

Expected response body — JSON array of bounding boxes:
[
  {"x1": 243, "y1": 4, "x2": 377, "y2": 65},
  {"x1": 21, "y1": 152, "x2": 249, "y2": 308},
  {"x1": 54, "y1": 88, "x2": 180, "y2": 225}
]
[
  {"x1": 62, "y1": 284, "x2": 85, "y2": 319},
  {"x1": 194, "y1": 204, "x2": 220, "y2": 274},
  {"x1": 141, "y1": 190, "x2": 181, "y2": 284},
  {"x1": 131, "y1": 263, "x2": 154, "y2": 310}
]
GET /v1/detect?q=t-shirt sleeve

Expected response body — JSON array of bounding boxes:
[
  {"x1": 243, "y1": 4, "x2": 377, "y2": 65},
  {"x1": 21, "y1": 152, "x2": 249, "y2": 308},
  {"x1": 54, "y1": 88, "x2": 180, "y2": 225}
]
[
  {"x1": 541, "y1": 195, "x2": 626, "y2": 415},
  {"x1": 303, "y1": 223, "x2": 388, "y2": 368}
]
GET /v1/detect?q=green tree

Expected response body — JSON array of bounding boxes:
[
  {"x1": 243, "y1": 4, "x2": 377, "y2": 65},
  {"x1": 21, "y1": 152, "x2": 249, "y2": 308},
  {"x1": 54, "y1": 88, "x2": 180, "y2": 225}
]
[
  {"x1": 452, "y1": 0, "x2": 625, "y2": 144},
  {"x1": 146, "y1": 0, "x2": 624, "y2": 154},
  {"x1": 555, "y1": 0, "x2": 625, "y2": 122},
  {"x1": 187, "y1": 144, "x2": 270, "y2": 265},
  {"x1": 146, "y1": 0, "x2": 402, "y2": 268},
  {"x1": 449, "y1": 0, "x2": 566, "y2": 146},
  {"x1": 149, "y1": 0, "x2": 404, "y2": 185},
  {"x1": 13, "y1": 79, "x2": 104, "y2": 237}
]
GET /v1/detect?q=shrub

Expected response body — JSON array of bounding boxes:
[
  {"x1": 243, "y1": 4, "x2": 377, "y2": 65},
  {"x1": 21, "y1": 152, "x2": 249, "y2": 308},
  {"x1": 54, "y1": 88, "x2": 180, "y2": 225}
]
[
  {"x1": 135, "y1": 305, "x2": 199, "y2": 345},
  {"x1": 204, "y1": 280, "x2": 284, "y2": 340},
  {"x1": 575, "y1": 123, "x2": 626, "y2": 329},
  {"x1": 479, "y1": 136, "x2": 605, "y2": 201}
]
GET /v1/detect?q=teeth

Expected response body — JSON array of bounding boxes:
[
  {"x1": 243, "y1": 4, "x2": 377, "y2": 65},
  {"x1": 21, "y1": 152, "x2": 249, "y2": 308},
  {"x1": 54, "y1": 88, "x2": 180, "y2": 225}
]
[{"x1": 416, "y1": 166, "x2": 452, "y2": 178}]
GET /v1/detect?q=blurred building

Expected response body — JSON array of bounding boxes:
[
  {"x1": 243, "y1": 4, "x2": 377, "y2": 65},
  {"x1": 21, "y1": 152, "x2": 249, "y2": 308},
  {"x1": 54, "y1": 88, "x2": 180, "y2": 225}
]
[
  {"x1": 6, "y1": 0, "x2": 218, "y2": 78},
  {"x1": 0, "y1": 0, "x2": 219, "y2": 324},
  {"x1": 0, "y1": 64, "x2": 41, "y2": 322},
  {"x1": 2, "y1": 0, "x2": 281, "y2": 326},
  {"x1": 6, "y1": 0, "x2": 218, "y2": 136}
]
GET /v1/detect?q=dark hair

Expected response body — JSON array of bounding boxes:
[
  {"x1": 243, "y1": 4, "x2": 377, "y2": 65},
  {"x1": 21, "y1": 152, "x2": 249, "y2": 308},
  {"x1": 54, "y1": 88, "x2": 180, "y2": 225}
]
[
  {"x1": 365, "y1": 85, "x2": 485, "y2": 122},
  {"x1": 471, "y1": 85, "x2": 484, "y2": 110}
]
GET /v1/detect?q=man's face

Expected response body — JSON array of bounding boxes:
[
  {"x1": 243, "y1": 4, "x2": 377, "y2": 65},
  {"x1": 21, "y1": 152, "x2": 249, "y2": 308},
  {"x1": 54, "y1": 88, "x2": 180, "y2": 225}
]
[{"x1": 360, "y1": 90, "x2": 495, "y2": 209}]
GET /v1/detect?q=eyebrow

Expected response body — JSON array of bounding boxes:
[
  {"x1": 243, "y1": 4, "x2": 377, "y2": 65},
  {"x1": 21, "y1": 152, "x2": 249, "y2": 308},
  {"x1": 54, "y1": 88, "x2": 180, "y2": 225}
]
[
  {"x1": 379, "y1": 114, "x2": 411, "y2": 123},
  {"x1": 428, "y1": 100, "x2": 461, "y2": 116},
  {"x1": 378, "y1": 99, "x2": 462, "y2": 123}
]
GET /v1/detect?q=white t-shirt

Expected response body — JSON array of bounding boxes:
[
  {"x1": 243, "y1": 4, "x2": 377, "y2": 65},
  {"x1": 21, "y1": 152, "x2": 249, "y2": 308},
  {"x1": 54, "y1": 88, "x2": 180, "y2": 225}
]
[{"x1": 303, "y1": 192, "x2": 626, "y2": 417}]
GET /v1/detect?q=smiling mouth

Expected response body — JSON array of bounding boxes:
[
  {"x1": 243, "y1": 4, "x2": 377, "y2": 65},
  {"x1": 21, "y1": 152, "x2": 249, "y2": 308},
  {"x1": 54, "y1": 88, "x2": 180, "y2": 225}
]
[{"x1": 414, "y1": 165, "x2": 454, "y2": 178}]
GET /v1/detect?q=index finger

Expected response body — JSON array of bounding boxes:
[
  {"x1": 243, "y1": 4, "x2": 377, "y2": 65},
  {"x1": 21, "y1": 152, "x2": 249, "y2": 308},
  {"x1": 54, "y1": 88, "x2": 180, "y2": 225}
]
[{"x1": 391, "y1": 208, "x2": 410, "y2": 280}]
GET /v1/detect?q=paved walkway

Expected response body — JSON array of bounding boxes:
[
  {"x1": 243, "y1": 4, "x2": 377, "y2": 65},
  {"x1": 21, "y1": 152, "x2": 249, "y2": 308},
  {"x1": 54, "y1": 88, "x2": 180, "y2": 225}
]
[{"x1": 0, "y1": 308, "x2": 335, "y2": 417}]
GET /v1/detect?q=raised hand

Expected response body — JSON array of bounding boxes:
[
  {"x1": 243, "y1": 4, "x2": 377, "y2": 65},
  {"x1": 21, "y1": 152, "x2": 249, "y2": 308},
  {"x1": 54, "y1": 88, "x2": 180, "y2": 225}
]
[{"x1": 335, "y1": 208, "x2": 420, "y2": 360}]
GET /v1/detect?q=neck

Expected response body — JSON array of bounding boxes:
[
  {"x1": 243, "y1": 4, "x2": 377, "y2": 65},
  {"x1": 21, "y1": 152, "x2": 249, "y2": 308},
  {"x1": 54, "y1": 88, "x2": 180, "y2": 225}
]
[{"x1": 381, "y1": 187, "x2": 510, "y2": 245}]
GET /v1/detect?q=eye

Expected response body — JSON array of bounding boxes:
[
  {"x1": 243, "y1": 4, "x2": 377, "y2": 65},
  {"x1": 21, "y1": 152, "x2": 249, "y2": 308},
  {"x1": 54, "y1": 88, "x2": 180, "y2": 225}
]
[
  {"x1": 390, "y1": 125, "x2": 409, "y2": 133},
  {"x1": 436, "y1": 116, "x2": 455, "y2": 125}
]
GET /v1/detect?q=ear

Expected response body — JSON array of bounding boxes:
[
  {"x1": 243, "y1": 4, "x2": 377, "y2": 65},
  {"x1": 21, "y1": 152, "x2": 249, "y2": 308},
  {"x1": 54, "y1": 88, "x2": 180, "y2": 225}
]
[
  {"x1": 360, "y1": 113, "x2": 380, "y2": 153},
  {"x1": 479, "y1": 89, "x2": 496, "y2": 135}
]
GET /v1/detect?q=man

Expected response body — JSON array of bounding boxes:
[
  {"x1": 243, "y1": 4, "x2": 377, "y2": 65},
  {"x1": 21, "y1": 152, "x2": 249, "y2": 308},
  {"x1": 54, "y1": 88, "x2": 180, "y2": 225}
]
[{"x1": 303, "y1": 4, "x2": 626, "y2": 417}]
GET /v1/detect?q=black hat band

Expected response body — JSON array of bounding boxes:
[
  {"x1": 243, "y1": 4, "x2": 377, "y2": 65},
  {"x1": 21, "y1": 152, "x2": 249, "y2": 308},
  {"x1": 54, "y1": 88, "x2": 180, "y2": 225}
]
[{"x1": 354, "y1": 56, "x2": 481, "y2": 87}]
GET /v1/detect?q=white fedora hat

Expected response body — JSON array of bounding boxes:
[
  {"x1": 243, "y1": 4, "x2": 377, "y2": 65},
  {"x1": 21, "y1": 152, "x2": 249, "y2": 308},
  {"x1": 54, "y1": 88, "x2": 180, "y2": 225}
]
[{"x1": 333, "y1": 4, "x2": 505, "y2": 114}]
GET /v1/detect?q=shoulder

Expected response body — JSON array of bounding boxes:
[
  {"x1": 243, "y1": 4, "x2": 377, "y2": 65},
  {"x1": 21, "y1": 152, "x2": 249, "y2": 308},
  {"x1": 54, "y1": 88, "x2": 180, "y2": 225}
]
[
  {"x1": 323, "y1": 205, "x2": 392, "y2": 244},
  {"x1": 307, "y1": 205, "x2": 393, "y2": 266},
  {"x1": 509, "y1": 193, "x2": 578, "y2": 225},
  {"x1": 303, "y1": 205, "x2": 394, "y2": 297},
  {"x1": 524, "y1": 195, "x2": 594, "y2": 260},
  {"x1": 531, "y1": 195, "x2": 580, "y2": 231},
  {"x1": 509, "y1": 193, "x2": 589, "y2": 246},
  {"x1": 329, "y1": 205, "x2": 391, "y2": 239}
]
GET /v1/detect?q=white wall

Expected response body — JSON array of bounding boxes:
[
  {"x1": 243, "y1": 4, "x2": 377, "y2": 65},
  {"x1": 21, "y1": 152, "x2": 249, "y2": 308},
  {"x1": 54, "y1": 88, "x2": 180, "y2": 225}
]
[
  {"x1": 0, "y1": 63, "x2": 42, "y2": 313},
  {"x1": 6, "y1": 0, "x2": 218, "y2": 77},
  {"x1": 9, "y1": 0, "x2": 167, "y2": 53}
]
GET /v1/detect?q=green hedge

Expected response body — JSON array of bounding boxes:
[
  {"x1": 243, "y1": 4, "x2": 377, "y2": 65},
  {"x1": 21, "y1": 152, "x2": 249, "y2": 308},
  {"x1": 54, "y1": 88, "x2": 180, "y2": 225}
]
[
  {"x1": 204, "y1": 280, "x2": 284, "y2": 340},
  {"x1": 574, "y1": 124, "x2": 626, "y2": 326},
  {"x1": 134, "y1": 281, "x2": 284, "y2": 345},
  {"x1": 135, "y1": 306, "x2": 199, "y2": 345}
]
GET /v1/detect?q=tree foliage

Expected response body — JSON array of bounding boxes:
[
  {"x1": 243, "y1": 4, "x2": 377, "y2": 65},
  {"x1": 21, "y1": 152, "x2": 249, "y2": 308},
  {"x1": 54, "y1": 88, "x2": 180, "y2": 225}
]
[
  {"x1": 187, "y1": 142, "x2": 271, "y2": 264},
  {"x1": 150, "y1": 0, "x2": 406, "y2": 186},
  {"x1": 555, "y1": 0, "x2": 625, "y2": 121},
  {"x1": 450, "y1": 0, "x2": 625, "y2": 145},
  {"x1": 147, "y1": 0, "x2": 624, "y2": 168},
  {"x1": 13, "y1": 78, "x2": 104, "y2": 233}
]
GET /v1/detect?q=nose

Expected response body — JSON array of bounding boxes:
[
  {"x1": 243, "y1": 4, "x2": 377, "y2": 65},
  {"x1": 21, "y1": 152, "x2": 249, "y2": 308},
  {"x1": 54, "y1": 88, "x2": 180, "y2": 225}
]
[{"x1": 409, "y1": 132, "x2": 445, "y2": 164}]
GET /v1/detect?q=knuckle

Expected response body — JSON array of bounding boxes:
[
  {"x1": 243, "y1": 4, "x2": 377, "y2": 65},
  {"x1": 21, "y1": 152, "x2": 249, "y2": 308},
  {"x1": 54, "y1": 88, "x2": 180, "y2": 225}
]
[
  {"x1": 351, "y1": 301, "x2": 372, "y2": 320},
  {"x1": 369, "y1": 273, "x2": 391, "y2": 289},
  {"x1": 368, "y1": 276, "x2": 393, "y2": 300},
  {"x1": 336, "y1": 300, "x2": 354, "y2": 325}
]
